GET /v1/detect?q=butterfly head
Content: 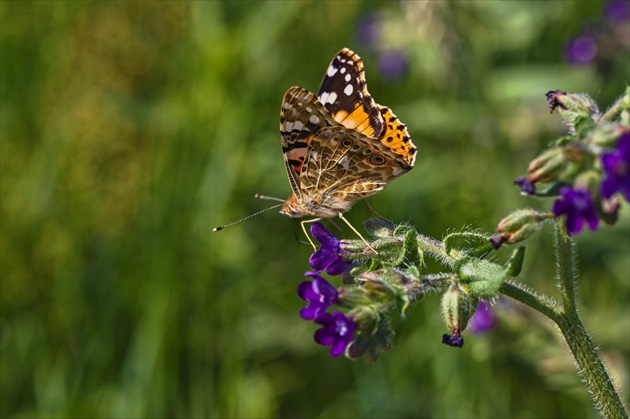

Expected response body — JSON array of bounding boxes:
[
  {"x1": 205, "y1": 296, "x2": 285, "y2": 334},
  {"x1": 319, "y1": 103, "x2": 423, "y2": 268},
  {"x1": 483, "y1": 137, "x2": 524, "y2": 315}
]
[{"x1": 280, "y1": 194, "x2": 304, "y2": 218}]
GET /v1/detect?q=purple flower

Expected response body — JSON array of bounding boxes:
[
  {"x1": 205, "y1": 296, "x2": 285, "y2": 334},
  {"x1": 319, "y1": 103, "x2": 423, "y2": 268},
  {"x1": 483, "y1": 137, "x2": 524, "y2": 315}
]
[
  {"x1": 601, "y1": 132, "x2": 630, "y2": 201},
  {"x1": 552, "y1": 187, "x2": 600, "y2": 235},
  {"x1": 356, "y1": 12, "x2": 381, "y2": 48},
  {"x1": 442, "y1": 333, "x2": 464, "y2": 348},
  {"x1": 309, "y1": 223, "x2": 350, "y2": 276},
  {"x1": 314, "y1": 310, "x2": 355, "y2": 357},
  {"x1": 514, "y1": 176, "x2": 536, "y2": 195},
  {"x1": 565, "y1": 34, "x2": 598, "y2": 66},
  {"x1": 297, "y1": 275, "x2": 339, "y2": 320},
  {"x1": 605, "y1": 0, "x2": 630, "y2": 26},
  {"x1": 378, "y1": 49, "x2": 409, "y2": 81},
  {"x1": 489, "y1": 235, "x2": 507, "y2": 250},
  {"x1": 468, "y1": 301, "x2": 496, "y2": 334}
]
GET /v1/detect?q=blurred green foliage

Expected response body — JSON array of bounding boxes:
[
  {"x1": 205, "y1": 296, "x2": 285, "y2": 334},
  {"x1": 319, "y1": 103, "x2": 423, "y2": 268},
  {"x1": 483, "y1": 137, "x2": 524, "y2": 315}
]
[{"x1": 1, "y1": 1, "x2": 628, "y2": 418}]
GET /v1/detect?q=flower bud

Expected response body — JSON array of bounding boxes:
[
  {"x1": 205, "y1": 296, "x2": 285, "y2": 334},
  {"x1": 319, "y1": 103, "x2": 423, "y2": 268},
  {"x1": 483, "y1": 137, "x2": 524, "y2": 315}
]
[
  {"x1": 441, "y1": 285, "x2": 477, "y2": 338},
  {"x1": 364, "y1": 218, "x2": 396, "y2": 239},
  {"x1": 586, "y1": 123, "x2": 628, "y2": 148},
  {"x1": 454, "y1": 257, "x2": 507, "y2": 299},
  {"x1": 491, "y1": 209, "x2": 552, "y2": 248},
  {"x1": 347, "y1": 308, "x2": 393, "y2": 361},
  {"x1": 546, "y1": 90, "x2": 600, "y2": 130},
  {"x1": 526, "y1": 147, "x2": 567, "y2": 183},
  {"x1": 358, "y1": 276, "x2": 399, "y2": 304},
  {"x1": 600, "y1": 196, "x2": 620, "y2": 225}
]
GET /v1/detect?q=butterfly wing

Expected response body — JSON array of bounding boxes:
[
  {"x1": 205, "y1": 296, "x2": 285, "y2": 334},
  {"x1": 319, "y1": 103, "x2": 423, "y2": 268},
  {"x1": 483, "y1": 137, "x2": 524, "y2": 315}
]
[
  {"x1": 376, "y1": 105, "x2": 417, "y2": 168},
  {"x1": 300, "y1": 126, "x2": 409, "y2": 207},
  {"x1": 318, "y1": 48, "x2": 417, "y2": 169},
  {"x1": 279, "y1": 86, "x2": 338, "y2": 199},
  {"x1": 317, "y1": 48, "x2": 384, "y2": 138},
  {"x1": 278, "y1": 48, "x2": 417, "y2": 219}
]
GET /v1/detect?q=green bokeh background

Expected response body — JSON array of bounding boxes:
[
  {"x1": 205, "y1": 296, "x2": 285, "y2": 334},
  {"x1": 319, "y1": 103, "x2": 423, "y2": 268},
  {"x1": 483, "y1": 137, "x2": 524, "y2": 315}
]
[{"x1": 1, "y1": 1, "x2": 628, "y2": 418}]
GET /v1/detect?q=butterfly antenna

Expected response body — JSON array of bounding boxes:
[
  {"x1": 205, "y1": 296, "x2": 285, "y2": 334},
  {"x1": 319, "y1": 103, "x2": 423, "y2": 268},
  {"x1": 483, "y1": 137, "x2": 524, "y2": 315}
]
[
  {"x1": 213, "y1": 202, "x2": 283, "y2": 232},
  {"x1": 255, "y1": 194, "x2": 285, "y2": 203}
]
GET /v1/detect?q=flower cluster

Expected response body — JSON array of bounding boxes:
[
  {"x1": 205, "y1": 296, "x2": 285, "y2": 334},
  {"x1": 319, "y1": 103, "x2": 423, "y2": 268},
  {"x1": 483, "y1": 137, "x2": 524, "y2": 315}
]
[
  {"x1": 494, "y1": 89, "x2": 629, "y2": 246},
  {"x1": 297, "y1": 223, "x2": 355, "y2": 357},
  {"x1": 294, "y1": 218, "x2": 528, "y2": 359}
]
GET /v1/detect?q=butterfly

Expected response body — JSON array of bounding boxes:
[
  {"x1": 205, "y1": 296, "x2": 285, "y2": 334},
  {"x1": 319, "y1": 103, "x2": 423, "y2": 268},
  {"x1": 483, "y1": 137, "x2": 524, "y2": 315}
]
[{"x1": 278, "y1": 48, "x2": 417, "y2": 251}]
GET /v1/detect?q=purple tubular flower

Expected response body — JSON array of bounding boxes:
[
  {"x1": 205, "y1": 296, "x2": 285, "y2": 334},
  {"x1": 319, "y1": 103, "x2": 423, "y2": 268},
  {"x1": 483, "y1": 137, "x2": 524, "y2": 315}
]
[
  {"x1": 442, "y1": 333, "x2": 464, "y2": 348},
  {"x1": 356, "y1": 12, "x2": 381, "y2": 48},
  {"x1": 552, "y1": 187, "x2": 600, "y2": 235},
  {"x1": 489, "y1": 235, "x2": 507, "y2": 250},
  {"x1": 601, "y1": 133, "x2": 630, "y2": 202},
  {"x1": 297, "y1": 275, "x2": 339, "y2": 320},
  {"x1": 314, "y1": 310, "x2": 355, "y2": 357},
  {"x1": 514, "y1": 176, "x2": 536, "y2": 195},
  {"x1": 565, "y1": 34, "x2": 598, "y2": 66},
  {"x1": 468, "y1": 301, "x2": 496, "y2": 334},
  {"x1": 606, "y1": 0, "x2": 630, "y2": 25},
  {"x1": 379, "y1": 49, "x2": 409, "y2": 81},
  {"x1": 309, "y1": 223, "x2": 351, "y2": 275}
]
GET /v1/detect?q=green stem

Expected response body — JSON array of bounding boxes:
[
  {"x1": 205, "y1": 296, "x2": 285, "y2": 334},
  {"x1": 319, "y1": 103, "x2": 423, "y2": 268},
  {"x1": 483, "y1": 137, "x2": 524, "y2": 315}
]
[
  {"x1": 599, "y1": 86, "x2": 629, "y2": 123},
  {"x1": 555, "y1": 312, "x2": 628, "y2": 419},
  {"x1": 556, "y1": 221, "x2": 627, "y2": 418},
  {"x1": 499, "y1": 280, "x2": 562, "y2": 322},
  {"x1": 555, "y1": 219, "x2": 576, "y2": 313},
  {"x1": 416, "y1": 234, "x2": 458, "y2": 266},
  {"x1": 499, "y1": 222, "x2": 628, "y2": 419}
]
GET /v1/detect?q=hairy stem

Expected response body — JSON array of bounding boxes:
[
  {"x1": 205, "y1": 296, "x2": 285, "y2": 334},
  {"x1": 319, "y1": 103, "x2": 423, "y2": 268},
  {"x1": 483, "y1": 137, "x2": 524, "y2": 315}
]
[
  {"x1": 555, "y1": 220, "x2": 577, "y2": 313},
  {"x1": 555, "y1": 221, "x2": 627, "y2": 418},
  {"x1": 499, "y1": 224, "x2": 628, "y2": 418},
  {"x1": 599, "y1": 86, "x2": 629, "y2": 123}
]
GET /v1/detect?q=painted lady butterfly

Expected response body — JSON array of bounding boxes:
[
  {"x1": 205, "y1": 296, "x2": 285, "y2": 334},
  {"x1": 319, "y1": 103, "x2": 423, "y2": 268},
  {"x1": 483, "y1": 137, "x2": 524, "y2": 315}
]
[{"x1": 279, "y1": 48, "x2": 417, "y2": 249}]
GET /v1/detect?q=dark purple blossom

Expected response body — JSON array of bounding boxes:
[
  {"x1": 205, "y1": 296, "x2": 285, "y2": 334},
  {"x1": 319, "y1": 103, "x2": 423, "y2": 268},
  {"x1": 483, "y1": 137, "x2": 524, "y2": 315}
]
[
  {"x1": 297, "y1": 275, "x2": 339, "y2": 320},
  {"x1": 442, "y1": 333, "x2": 464, "y2": 348},
  {"x1": 605, "y1": 0, "x2": 630, "y2": 25},
  {"x1": 489, "y1": 235, "x2": 507, "y2": 250},
  {"x1": 552, "y1": 187, "x2": 600, "y2": 235},
  {"x1": 546, "y1": 90, "x2": 568, "y2": 112},
  {"x1": 601, "y1": 132, "x2": 630, "y2": 201},
  {"x1": 379, "y1": 49, "x2": 409, "y2": 81},
  {"x1": 356, "y1": 12, "x2": 381, "y2": 48},
  {"x1": 309, "y1": 223, "x2": 350, "y2": 275},
  {"x1": 514, "y1": 176, "x2": 536, "y2": 195},
  {"x1": 565, "y1": 34, "x2": 598, "y2": 65},
  {"x1": 314, "y1": 310, "x2": 355, "y2": 357},
  {"x1": 468, "y1": 301, "x2": 496, "y2": 334}
]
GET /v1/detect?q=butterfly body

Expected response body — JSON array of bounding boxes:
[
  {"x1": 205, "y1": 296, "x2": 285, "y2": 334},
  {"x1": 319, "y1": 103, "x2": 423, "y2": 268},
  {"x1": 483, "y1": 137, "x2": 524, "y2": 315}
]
[{"x1": 279, "y1": 48, "x2": 416, "y2": 222}]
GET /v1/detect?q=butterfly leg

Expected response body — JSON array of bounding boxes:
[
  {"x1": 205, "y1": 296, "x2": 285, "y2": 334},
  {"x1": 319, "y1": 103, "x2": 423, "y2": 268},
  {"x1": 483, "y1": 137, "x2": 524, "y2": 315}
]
[
  {"x1": 300, "y1": 218, "x2": 323, "y2": 252},
  {"x1": 362, "y1": 199, "x2": 387, "y2": 220},
  {"x1": 337, "y1": 213, "x2": 378, "y2": 254}
]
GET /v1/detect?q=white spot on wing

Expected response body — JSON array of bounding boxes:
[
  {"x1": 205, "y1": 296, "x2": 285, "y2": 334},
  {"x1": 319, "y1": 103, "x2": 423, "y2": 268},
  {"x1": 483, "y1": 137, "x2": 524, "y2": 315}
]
[
  {"x1": 345, "y1": 74, "x2": 351, "y2": 82},
  {"x1": 327, "y1": 65, "x2": 338, "y2": 77},
  {"x1": 287, "y1": 121, "x2": 304, "y2": 131},
  {"x1": 340, "y1": 67, "x2": 346, "y2": 74},
  {"x1": 344, "y1": 84, "x2": 353, "y2": 96},
  {"x1": 309, "y1": 115, "x2": 320, "y2": 124},
  {"x1": 320, "y1": 91, "x2": 338, "y2": 105}
]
